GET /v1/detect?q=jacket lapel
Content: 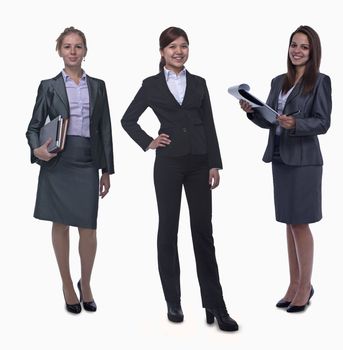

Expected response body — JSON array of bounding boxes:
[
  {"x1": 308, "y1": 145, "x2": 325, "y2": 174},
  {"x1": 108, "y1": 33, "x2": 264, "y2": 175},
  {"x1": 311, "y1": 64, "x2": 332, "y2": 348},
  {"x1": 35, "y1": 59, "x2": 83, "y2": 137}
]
[
  {"x1": 269, "y1": 78, "x2": 283, "y2": 110},
  {"x1": 284, "y1": 80, "x2": 302, "y2": 107},
  {"x1": 270, "y1": 76, "x2": 302, "y2": 111},
  {"x1": 52, "y1": 73, "x2": 69, "y2": 114},
  {"x1": 181, "y1": 71, "x2": 194, "y2": 107},
  {"x1": 87, "y1": 76, "x2": 98, "y2": 118},
  {"x1": 52, "y1": 72, "x2": 97, "y2": 118},
  {"x1": 156, "y1": 71, "x2": 181, "y2": 108}
]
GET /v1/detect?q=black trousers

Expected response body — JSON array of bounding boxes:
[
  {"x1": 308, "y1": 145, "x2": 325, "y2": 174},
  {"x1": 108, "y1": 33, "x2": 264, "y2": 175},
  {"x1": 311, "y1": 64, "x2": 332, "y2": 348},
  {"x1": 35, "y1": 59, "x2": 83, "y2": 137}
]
[{"x1": 153, "y1": 154, "x2": 225, "y2": 309}]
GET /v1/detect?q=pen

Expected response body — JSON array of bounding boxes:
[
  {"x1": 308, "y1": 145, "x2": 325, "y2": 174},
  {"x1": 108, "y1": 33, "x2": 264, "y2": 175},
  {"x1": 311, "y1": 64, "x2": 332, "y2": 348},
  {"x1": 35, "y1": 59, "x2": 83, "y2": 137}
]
[{"x1": 286, "y1": 110, "x2": 300, "y2": 116}]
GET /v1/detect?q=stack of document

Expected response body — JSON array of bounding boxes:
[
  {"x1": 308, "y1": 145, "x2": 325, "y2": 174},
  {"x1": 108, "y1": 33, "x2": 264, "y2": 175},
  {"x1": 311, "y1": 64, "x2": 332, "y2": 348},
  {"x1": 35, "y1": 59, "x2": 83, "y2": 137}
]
[{"x1": 39, "y1": 115, "x2": 69, "y2": 153}]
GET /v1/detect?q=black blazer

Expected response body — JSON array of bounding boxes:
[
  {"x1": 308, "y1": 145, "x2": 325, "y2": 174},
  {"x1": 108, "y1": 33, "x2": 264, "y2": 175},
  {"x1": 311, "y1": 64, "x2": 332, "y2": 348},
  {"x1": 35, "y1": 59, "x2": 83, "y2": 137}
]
[
  {"x1": 121, "y1": 70, "x2": 222, "y2": 169},
  {"x1": 26, "y1": 73, "x2": 114, "y2": 174},
  {"x1": 248, "y1": 73, "x2": 331, "y2": 166}
]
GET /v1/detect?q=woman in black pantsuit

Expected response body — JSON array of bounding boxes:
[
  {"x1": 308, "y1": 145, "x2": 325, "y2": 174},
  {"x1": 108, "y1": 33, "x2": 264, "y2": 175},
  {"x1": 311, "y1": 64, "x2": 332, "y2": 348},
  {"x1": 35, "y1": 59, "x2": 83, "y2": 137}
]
[
  {"x1": 240, "y1": 25, "x2": 331, "y2": 313},
  {"x1": 26, "y1": 27, "x2": 114, "y2": 314},
  {"x1": 121, "y1": 27, "x2": 238, "y2": 331}
]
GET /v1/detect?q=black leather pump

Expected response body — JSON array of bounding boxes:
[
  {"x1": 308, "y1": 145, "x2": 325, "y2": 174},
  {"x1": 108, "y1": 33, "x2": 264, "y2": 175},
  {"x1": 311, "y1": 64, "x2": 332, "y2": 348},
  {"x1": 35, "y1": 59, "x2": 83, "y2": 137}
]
[
  {"x1": 63, "y1": 289, "x2": 81, "y2": 314},
  {"x1": 286, "y1": 286, "x2": 314, "y2": 313},
  {"x1": 276, "y1": 299, "x2": 292, "y2": 308},
  {"x1": 77, "y1": 280, "x2": 97, "y2": 312}
]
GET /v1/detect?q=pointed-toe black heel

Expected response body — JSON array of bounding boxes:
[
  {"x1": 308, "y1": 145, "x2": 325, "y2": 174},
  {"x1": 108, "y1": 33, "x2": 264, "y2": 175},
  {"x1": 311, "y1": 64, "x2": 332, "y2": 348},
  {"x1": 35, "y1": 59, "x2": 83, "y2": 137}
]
[
  {"x1": 205, "y1": 308, "x2": 239, "y2": 332},
  {"x1": 63, "y1": 289, "x2": 81, "y2": 314},
  {"x1": 77, "y1": 280, "x2": 97, "y2": 312},
  {"x1": 65, "y1": 302, "x2": 82, "y2": 314},
  {"x1": 167, "y1": 302, "x2": 184, "y2": 323},
  {"x1": 276, "y1": 299, "x2": 292, "y2": 308},
  {"x1": 286, "y1": 286, "x2": 314, "y2": 313}
]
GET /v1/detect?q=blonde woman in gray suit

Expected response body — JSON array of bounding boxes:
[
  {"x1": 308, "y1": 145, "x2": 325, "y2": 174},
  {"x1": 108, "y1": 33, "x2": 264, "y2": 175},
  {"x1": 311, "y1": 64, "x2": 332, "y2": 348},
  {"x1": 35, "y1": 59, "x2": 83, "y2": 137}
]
[{"x1": 26, "y1": 27, "x2": 114, "y2": 314}]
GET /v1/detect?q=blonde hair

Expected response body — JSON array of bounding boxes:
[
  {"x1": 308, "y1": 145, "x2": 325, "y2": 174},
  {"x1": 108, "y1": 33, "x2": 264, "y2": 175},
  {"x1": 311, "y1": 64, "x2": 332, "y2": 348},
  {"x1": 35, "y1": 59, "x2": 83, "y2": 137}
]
[{"x1": 56, "y1": 26, "x2": 87, "y2": 52}]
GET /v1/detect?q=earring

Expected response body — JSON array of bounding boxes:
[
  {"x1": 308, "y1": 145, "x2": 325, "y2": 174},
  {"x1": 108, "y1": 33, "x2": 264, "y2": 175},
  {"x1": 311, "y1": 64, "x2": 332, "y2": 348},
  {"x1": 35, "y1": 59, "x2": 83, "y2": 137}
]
[{"x1": 83, "y1": 57, "x2": 86, "y2": 62}]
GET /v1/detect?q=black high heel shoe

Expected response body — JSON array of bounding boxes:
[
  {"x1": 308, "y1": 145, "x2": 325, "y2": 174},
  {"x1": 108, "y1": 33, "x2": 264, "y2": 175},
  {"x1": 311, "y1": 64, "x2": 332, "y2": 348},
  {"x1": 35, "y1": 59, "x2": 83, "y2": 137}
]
[
  {"x1": 276, "y1": 299, "x2": 292, "y2": 308},
  {"x1": 286, "y1": 286, "x2": 314, "y2": 313},
  {"x1": 63, "y1": 289, "x2": 81, "y2": 314},
  {"x1": 167, "y1": 302, "x2": 184, "y2": 323},
  {"x1": 77, "y1": 280, "x2": 97, "y2": 312},
  {"x1": 205, "y1": 308, "x2": 239, "y2": 332}
]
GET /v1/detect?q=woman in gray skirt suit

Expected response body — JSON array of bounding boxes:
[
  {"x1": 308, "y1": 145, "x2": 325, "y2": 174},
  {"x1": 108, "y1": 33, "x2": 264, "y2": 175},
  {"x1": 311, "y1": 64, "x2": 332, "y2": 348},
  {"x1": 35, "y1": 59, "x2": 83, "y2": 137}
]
[
  {"x1": 26, "y1": 27, "x2": 114, "y2": 314},
  {"x1": 240, "y1": 25, "x2": 331, "y2": 312}
]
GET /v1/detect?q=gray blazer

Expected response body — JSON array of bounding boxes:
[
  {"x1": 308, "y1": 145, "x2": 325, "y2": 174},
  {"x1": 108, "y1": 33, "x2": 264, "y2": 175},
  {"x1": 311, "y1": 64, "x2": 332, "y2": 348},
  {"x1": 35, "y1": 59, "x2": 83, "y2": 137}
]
[
  {"x1": 26, "y1": 73, "x2": 114, "y2": 174},
  {"x1": 248, "y1": 73, "x2": 331, "y2": 166}
]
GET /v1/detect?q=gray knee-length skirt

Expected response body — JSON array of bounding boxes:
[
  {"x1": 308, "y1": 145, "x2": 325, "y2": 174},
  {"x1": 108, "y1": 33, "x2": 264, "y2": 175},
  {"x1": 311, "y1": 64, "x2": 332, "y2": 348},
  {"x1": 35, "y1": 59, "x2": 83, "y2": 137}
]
[
  {"x1": 34, "y1": 136, "x2": 99, "y2": 229},
  {"x1": 272, "y1": 156, "x2": 322, "y2": 224}
]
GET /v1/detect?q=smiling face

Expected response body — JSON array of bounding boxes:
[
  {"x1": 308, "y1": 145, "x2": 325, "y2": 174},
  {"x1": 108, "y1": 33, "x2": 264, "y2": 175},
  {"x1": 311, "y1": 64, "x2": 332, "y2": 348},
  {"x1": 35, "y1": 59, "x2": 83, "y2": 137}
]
[
  {"x1": 58, "y1": 33, "x2": 87, "y2": 70},
  {"x1": 288, "y1": 32, "x2": 310, "y2": 69},
  {"x1": 160, "y1": 36, "x2": 189, "y2": 73}
]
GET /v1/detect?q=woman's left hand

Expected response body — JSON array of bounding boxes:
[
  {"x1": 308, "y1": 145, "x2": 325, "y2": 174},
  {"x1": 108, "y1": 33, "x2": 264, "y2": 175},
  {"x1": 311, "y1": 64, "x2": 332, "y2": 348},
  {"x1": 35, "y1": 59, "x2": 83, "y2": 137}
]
[
  {"x1": 209, "y1": 168, "x2": 220, "y2": 190},
  {"x1": 277, "y1": 114, "x2": 296, "y2": 129},
  {"x1": 99, "y1": 172, "x2": 110, "y2": 198}
]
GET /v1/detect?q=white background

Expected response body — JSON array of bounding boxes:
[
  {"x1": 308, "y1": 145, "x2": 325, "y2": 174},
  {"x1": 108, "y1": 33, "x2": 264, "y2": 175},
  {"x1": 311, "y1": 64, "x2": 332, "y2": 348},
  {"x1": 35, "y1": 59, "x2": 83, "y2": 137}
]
[{"x1": 1, "y1": 0, "x2": 342, "y2": 348}]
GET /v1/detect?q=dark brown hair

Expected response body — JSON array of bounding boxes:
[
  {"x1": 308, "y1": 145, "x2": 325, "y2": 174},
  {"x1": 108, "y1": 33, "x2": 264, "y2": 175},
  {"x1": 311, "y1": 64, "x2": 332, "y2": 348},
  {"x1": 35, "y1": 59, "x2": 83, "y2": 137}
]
[
  {"x1": 282, "y1": 25, "x2": 321, "y2": 94},
  {"x1": 56, "y1": 26, "x2": 87, "y2": 53},
  {"x1": 159, "y1": 27, "x2": 189, "y2": 71}
]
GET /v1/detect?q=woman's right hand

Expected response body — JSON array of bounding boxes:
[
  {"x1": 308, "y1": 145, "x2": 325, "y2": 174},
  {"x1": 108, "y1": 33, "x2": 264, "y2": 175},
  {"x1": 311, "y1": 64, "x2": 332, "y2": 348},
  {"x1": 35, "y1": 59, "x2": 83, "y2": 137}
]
[
  {"x1": 33, "y1": 138, "x2": 57, "y2": 161},
  {"x1": 239, "y1": 99, "x2": 254, "y2": 113},
  {"x1": 148, "y1": 133, "x2": 171, "y2": 150}
]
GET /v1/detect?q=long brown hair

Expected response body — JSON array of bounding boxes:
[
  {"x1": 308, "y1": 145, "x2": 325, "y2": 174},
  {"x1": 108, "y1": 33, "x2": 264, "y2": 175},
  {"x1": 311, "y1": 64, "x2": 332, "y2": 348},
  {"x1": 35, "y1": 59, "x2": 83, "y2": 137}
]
[
  {"x1": 282, "y1": 25, "x2": 321, "y2": 94},
  {"x1": 159, "y1": 27, "x2": 189, "y2": 71}
]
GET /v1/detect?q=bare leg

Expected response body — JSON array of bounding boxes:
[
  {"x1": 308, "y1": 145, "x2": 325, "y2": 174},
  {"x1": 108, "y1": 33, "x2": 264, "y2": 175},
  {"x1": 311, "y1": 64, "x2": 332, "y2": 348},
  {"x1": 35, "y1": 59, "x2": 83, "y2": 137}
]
[
  {"x1": 289, "y1": 224, "x2": 314, "y2": 305},
  {"x1": 78, "y1": 228, "x2": 97, "y2": 302},
  {"x1": 51, "y1": 222, "x2": 79, "y2": 304},
  {"x1": 281, "y1": 224, "x2": 300, "y2": 301}
]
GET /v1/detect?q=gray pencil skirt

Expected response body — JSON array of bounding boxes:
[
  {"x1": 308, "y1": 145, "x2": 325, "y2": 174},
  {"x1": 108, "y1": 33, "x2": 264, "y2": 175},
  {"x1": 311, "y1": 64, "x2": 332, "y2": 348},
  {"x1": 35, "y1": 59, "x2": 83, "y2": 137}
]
[
  {"x1": 272, "y1": 155, "x2": 322, "y2": 224},
  {"x1": 34, "y1": 136, "x2": 99, "y2": 229}
]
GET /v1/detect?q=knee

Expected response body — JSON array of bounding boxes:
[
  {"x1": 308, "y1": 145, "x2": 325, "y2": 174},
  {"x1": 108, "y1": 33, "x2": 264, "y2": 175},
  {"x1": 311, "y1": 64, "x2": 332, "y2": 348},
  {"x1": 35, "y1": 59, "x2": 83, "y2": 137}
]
[
  {"x1": 52, "y1": 222, "x2": 69, "y2": 233},
  {"x1": 290, "y1": 224, "x2": 309, "y2": 234},
  {"x1": 79, "y1": 228, "x2": 97, "y2": 240},
  {"x1": 190, "y1": 220, "x2": 212, "y2": 236}
]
